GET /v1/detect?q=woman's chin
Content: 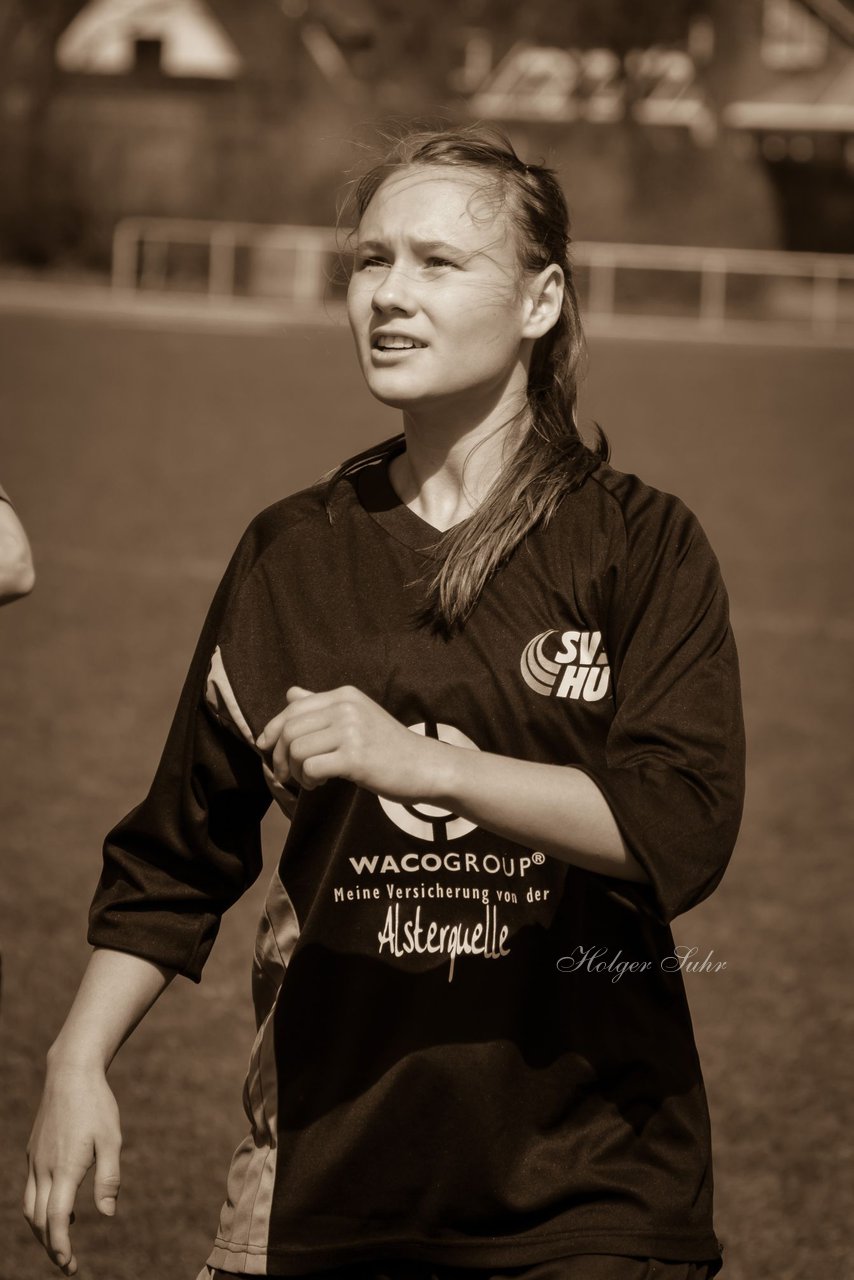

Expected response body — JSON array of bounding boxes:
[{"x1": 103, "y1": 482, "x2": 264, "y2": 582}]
[{"x1": 363, "y1": 382, "x2": 434, "y2": 411}]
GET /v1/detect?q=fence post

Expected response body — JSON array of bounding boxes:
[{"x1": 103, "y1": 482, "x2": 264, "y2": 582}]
[
  {"x1": 140, "y1": 235, "x2": 168, "y2": 291},
  {"x1": 293, "y1": 234, "x2": 326, "y2": 304},
  {"x1": 209, "y1": 225, "x2": 237, "y2": 297},
  {"x1": 588, "y1": 253, "x2": 616, "y2": 316},
  {"x1": 700, "y1": 255, "x2": 727, "y2": 328},
  {"x1": 112, "y1": 220, "x2": 141, "y2": 291},
  {"x1": 811, "y1": 262, "x2": 839, "y2": 334}
]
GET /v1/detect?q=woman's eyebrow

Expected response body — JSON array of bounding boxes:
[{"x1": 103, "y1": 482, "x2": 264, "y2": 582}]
[
  {"x1": 412, "y1": 239, "x2": 467, "y2": 256},
  {"x1": 355, "y1": 238, "x2": 468, "y2": 256}
]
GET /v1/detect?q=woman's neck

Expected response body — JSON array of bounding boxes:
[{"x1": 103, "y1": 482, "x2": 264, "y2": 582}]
[{"x1": 390, "y1": 393, "x2": 529, "y2": 532}]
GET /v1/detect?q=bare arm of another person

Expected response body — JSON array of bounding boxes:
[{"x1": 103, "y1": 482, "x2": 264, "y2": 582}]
[
  {"x1": 0, "y1": 495, "x2": 35, "y2": 603},
  {"x1": 24, "y1": 948, "x2": 177, "y2": 1275}
]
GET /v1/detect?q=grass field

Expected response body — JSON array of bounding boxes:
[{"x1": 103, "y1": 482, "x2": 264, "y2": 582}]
[{"x1": 1, "y1": 308, "x2": 852, "y2": 1280}]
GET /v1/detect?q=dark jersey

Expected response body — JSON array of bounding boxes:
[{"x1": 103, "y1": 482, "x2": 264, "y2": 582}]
[{"x1": 88, "y1": 442, "x2": 745, "y2": 1276}]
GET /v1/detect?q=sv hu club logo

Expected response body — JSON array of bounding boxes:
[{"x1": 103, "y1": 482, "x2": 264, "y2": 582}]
[
  {"x1": 521, "y1": 629, "x2": 611, "y2": 701},
  {"x1": 378, "y1": 722, "x2": 479, "y2": 842}
]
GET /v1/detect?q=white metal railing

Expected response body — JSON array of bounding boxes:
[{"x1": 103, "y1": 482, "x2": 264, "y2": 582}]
[
  {"x1": 111, "y1": 216, "x2": 854, "y2": 335},
  {"x1": 112, "y1": 218, "x2": 345, "y2": 304},
  {"x1": 574, "y1": 240, "x2": 854, "y2": 332}
]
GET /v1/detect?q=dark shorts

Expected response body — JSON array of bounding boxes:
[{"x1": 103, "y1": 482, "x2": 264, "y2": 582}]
[{"x1": 202, "y1": 1255, "x2": 722, "y2": 1280}]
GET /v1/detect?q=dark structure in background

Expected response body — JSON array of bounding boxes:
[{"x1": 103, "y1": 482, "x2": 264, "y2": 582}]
[
  {"x1": 719, "y1": 0, "x2": 854, "y2": 251},
  {"x1": 0, "y1": 0, "x2": 852, "y2": 267}
]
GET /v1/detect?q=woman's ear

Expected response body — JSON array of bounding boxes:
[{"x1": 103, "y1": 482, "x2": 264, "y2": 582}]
[{"x1": 522, "y1": 264, "x2": 564, "y2": 340}]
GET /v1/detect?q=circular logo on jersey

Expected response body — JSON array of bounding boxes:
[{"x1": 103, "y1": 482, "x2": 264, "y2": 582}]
[
  {"x1": 521, "y1": 629, "x2": 563, "y2": 695},
  {"x1": 521, "y1": 628, "x2": 611, "y2": 702},
  {"x1": 378, "y1": 722, "x2": 479, "y2": 842}
]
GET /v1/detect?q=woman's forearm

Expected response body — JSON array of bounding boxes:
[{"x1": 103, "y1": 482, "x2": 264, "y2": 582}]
[
  {"x1": 47, "y1": 947, "x2": 177, "y2": 1073},
  {"x1": 432, "y1": 747, "x2": 649, "y2": 884},
  {"x1": 260, "y1": 686, "x2": 649, "y2": 884}
]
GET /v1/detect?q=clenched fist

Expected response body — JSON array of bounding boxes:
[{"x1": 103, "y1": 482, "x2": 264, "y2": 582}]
[{"x1": 255, "y1": 685, "x2": 453, "y2": 803}]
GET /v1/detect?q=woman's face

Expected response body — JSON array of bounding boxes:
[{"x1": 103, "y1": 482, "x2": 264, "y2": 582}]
[{"x1": 347, "y1": 166, "x2": 534, "y2": 415}]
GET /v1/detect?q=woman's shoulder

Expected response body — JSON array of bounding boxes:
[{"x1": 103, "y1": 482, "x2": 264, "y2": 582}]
[
  {"x1": 569, "y1": 457, "x2": 723, "y2": 591},
  {"x1": 582, "y1": 456, "x2": 691, "y2": 517},
  {"x1": 546, "y1": 456, "x2": 717, "y2": 583},
  {"x1": 577, "y1": 457, "x2": 707, "y2": 546},
  {"x1": 239, "y1": 484, "x2": 328, "y2": 553},
  {"x1": 231, "y1": 434, "x2": 404, "y2": 563}
]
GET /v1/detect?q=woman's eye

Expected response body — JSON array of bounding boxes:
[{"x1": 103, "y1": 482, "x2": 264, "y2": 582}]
[
  {"x1": 356, "y1": 257, "x2": 388, "y2": 270},
  {"x1": 425, "y1": 257, "x2": 454, "y2": 269}
]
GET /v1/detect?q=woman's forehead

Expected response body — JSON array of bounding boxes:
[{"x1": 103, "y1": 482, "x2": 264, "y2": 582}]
[{"x1": 358, "y1": 165, "x2": 511, "y2": 245}]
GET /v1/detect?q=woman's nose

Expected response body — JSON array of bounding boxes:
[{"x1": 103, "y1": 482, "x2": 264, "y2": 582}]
[{"x1": 371, "y1": 264, "x2": 416, "y2": 314}]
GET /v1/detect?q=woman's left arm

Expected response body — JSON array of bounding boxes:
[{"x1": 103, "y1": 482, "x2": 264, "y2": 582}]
[
  {"x1": 259, "y1": 688, "x2": 642, "y2": 880},
  {"x1": 258, "y1": 493, "x2": 746, "y2": 924}
]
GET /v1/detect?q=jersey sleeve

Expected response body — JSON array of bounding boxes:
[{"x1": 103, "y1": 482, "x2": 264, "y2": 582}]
[
  {"x1": 87, "y1": 519, "x2": 277, "y2": 982},
  {"x1": 574, "y1": 483, "x2": 746, "y2": 925}
]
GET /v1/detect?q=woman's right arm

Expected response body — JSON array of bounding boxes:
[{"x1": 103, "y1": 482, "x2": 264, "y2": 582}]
[
  {"x1": 24, "y1": 947, "x2": 177, "y2": 1276},
  {"x1": 25, "y1": 511, "x2": 285, "y2": 1272}
]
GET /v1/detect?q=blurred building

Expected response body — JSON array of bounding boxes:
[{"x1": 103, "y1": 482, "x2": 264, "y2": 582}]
[
  {"x1": 457, "y1": 0, "x2": 854, "y2": 251},
  {"x1": 0, "y1": 0, "x2": 851, "y2": 266},
  {"x1": 0, "y1": 0, "x2": 357, "y2": 264}
]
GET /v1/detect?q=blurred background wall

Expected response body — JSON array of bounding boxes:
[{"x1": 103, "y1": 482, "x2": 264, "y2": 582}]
[{"x1": 1, "y1": 0, "x2": 853, "y2": 270}]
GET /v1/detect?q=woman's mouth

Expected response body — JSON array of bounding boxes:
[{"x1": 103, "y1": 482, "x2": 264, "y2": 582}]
[{"x1": 371, "y1": 334, "x2": 427, "y2": 351}]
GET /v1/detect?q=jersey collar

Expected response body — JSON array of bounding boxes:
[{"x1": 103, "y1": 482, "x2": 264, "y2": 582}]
[{"x1": 354, "y1": 444, "x2": 456, "y2": 556}]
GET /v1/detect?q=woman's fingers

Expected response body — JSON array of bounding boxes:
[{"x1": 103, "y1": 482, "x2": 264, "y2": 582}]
[
  {"x1": 257, "y1": 686, "x2": 363, "y2": 749},
  {"x1": 28, "y1": 1164, "x2": 52, "y2": 1249},
  {"x1": 256, "y1": 708, "x2": 288, "y2": 752},
  {"x1": 28, "y1": 1137, "x2": 118, "y2": 1273},
  {"x1": 22, "y1": 1162, "x2": 36, "y2": 1229},
  {"x1": 46, "y1": 1172, "x2": 80, "y2": 1272},
  {"x1": 266, "y1": 710, "x2": 333, "y2": 784},
  {"x1": 273, "y1": 726, "x2": 337, "y2": 788},
  {"x1": 256, "y1": 687, "x2": 316, "y2": 752},
  {"x1": 277, "y1": 709, "x2": 333, "y2": 744},
  {"x1": 93, "y1": 1133, "x2": 121, "y2": 1216},
  {"x1": 25, "y1": 1160, "x2": 79, "y2": 1274},
  {"x1": 285, "y1": 685, "x2": 314, "y2": 704},
  {"x1": 24, "y1": 1066, "x2": 123, "y2": 1275},
  {"x1": 286, "y1": 728, "x2": 343, "y2": 788},
  {"x1": 257, "y1": 687, "x2": 374, "y2": 787}
]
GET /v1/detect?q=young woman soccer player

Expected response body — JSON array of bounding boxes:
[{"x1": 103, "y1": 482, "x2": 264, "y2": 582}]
[{"x1": 25, "y1": 128, "x2": 745, "y2": 1280}]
